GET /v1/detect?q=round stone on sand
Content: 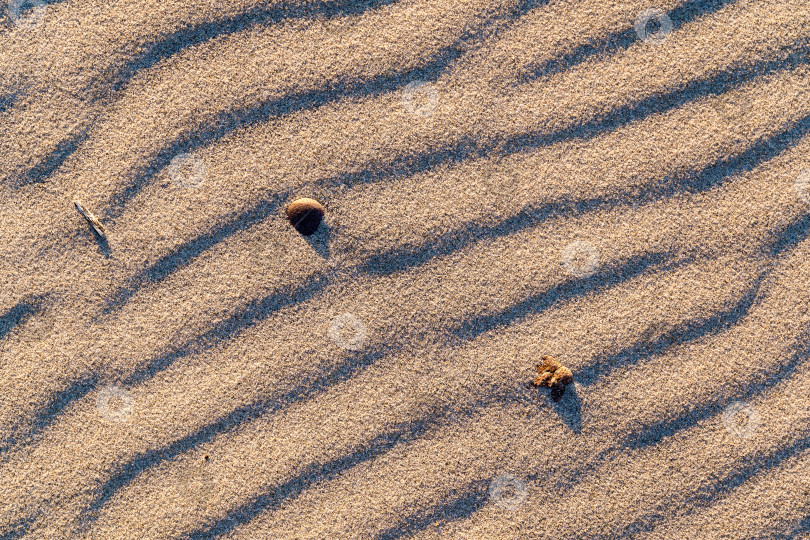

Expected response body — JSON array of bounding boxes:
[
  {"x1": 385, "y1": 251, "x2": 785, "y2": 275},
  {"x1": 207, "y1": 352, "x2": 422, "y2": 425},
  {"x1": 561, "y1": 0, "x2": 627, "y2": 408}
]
[{"x1": 286, "y1": 198, "x2": 324, "y2": 236}]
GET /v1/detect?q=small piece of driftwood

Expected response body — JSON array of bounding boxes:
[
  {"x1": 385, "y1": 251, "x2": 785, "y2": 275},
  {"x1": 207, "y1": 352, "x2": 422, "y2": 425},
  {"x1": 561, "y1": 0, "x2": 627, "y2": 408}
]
[
  {"x1": 532, "y1": 355, "x2": 573, "y2": 402},
  {"x1": 74, "y1": 200, "x2": 106, "y2": 238}
]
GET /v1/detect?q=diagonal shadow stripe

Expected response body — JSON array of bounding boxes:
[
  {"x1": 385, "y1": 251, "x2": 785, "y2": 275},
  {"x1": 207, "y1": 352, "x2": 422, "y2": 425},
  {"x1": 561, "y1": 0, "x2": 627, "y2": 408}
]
[
  {"x1": 95, "y1": 25, "x2": 810, "y2": 310},
  {"x1": 521, "y1": 28, "x2": 639, "y2": 83},
  {"x1": 96, "y1": 0, "x2": 547, "y2": 311},
  {"x1": 359, "y1": 103, "x2": 810, "y2": 277},
  {"x1": 359, "y1": 193, "x2": 612, "y2": 276},
  {"x1": 345, "y1": 35, "x2": 810, "y2": 196},
  {"x1": 84, "y1": 73, "x2": 810, "y2": 422},
  {"x1": 81, "y1": 313, "x2": 511, "y2": 526},
  {"x1": 102, "y1": 0, "x2": 545, "y2": 221},
  {"x1": 0, "y1": 89, "x2": 20, "y2": 114},
  {"x1": 519, "y1": 0, "x2": 740, "y2": 83},
  {"x1": 100, "y1": 191, "x2": 290, "y2": 314},
  {"x1": 102, "y1": 176, "x2": 597, "y2": 316},
  {"x1": 763, "y1": 212, "x2": 810, "y2": 258},
  {"x1": 93, "y1": 0, "x2": 403, "y2": 96},
  {"x1": 0, "y1": 295, "x2": 46, "y2": 342},
  {"x1": 14, "y1": 256, "x2": 376, "y2": 461},
  {"x1": 609, "y1": 222, "x2": 810, "y2": 449},
  {"x1": 374, "y1": 481, "x2": 490, "y2": 540},
  {"x1": 0, "y1": 0, "x2": 69, "y2": 27},
  {"x1": 72, "y1": 255, "x2": 803, "y2": 526},
  {"x1": 79, "y1": 345, "x2": 392, "y2": 528},
  {"x1": 524, "y1": 325, "x2": 810, "y2": 514},
  {"x1": 121, "y1": 270, "x2": 332, "y2": 386},
  {"x1": 623, "y1": 328, "x2": 810, "y2": 450},
  {"x1": 11, "y1": 128, "x2": 89, "y2": 188},
  {"x1": 782, "y1": 514, "x2": 810, "y2": 537},
  {"x1": 452, "y1": 251, "x2": 679, "y2": 341},
  {"x1": 107, "y1": 94, "x2": 807, "y2": 384},
  {"x1": 517, "y1": 0, "x2": 737, "y2": 84},
  {"x1": 97, "y1": 0, "x2": 549, "y2": 96},
  {"x1": 177, "y1": 397, "x2": 496, "y2": 540},
  {"x1": 525, "y1": 442, "x2": 615, "y2": 496},
  {"x1": 102, "y1": 51, "x2": 465, "y2": 221},
  {"x1": 618, "y1": 107, "x2": 810, "y2": 199},
  {"x1": 0, "y1": 373, "x2": 98, "y2": 458},
  {"x1": 288, "y1": 42, "x2": 810, "y2": 277},
  {"x1": 618, "y1": 430, "x2": 810, "y2": 536},
  {"x1": 665, "y1": 0, "x2": 741, "y2": 25},
  {"x1": 0, "y1": 515, "x2": 36, "y2": 540},
  {"x1": 576, "y1": 272, "x2": 766, "y2": 387},
  {"x1": 126, "y1": 251, "x2": 676, "y2": 391},
  {"x1": 503, "y1": 36, "x2": 810, "y2": 157}
]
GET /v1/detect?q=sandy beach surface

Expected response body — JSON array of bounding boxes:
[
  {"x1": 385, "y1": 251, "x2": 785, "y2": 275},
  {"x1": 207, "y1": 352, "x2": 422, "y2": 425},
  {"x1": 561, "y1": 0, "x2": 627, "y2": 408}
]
[{"x1": 1, "y1": 0, "x2": 810, "y2": 538}]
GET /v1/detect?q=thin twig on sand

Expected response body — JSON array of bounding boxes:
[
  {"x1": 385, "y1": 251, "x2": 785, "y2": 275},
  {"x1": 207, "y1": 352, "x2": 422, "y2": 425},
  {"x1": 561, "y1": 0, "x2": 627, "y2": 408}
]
[{"x1": 74, "y1": 200, "x2": 107, "y2": 238}]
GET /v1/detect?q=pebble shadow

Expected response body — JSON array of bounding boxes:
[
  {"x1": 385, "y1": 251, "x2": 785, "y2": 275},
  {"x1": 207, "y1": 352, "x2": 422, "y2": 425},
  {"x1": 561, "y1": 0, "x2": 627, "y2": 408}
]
[
  {"x1": 302, "y1": 221, "x2": 332, "y2": 259},
  {"x1": 549, "y1": 382, "x2": 582, "y2": 434}
]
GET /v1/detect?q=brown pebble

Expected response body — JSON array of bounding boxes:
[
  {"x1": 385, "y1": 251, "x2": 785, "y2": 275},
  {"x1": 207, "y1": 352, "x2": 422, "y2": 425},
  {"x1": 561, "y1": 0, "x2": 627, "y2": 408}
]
[
  {"x1": 532, "y1": 355, "x2": 573, "y2": 402},
  {"x1": 286, "y1": 198, "x2": 324, "y2": 236}
]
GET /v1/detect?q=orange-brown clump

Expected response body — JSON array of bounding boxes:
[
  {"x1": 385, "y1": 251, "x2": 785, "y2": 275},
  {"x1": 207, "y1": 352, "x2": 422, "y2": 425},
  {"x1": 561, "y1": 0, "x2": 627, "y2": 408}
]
[{"x1": 531, "y1": 355, "x2": 573, "y2": 402}]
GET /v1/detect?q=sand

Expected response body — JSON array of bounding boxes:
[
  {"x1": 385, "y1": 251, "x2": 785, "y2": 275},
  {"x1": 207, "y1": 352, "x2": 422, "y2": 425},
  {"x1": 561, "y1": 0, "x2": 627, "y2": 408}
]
[{"x1": 1, "y1": 0, "x2": 810, "y2": 538}]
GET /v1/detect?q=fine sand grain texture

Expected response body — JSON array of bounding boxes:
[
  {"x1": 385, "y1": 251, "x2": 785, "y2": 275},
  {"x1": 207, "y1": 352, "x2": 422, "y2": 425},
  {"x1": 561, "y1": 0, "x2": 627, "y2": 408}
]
[{"x1": 1, "y1": 0, "x2": 810, "y2": 538}]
